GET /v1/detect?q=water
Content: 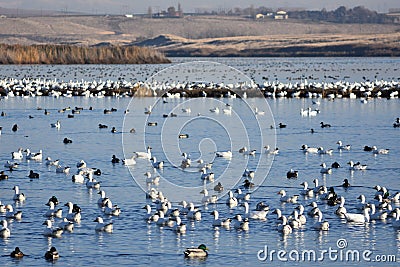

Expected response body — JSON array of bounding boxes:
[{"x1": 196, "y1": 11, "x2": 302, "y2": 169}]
[{"x1": 0, "y1": 59, "x2": 399, "y2": 266}]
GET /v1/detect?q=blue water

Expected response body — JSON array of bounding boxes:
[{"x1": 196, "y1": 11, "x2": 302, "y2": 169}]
[{"x1": 0, "y1": 60, "x2": 399, "y2": 266}]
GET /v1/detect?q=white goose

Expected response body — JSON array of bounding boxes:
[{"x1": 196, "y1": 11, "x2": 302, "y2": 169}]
[
  {"x1": 337, "y1": 140, "x2": 351, "y2": 150},
  {"x1": 226, "y1": 190, "x2": 238, "y2": 207},
  {"x1": 197, "y1": 159, "x2": 212, "y2": 170},
  {"x1": 103, "y1": 198, "x2": 121, "y2": 216},
  {"x1": 301, "y1": 144, "x2": 318, "y2": 154},
  {"x1": 64, "y1": 202, "x2": 81, "y2": 223},
  {"x1": 144, "y1": 172, "x2": 160, "y2": 185},
  {"x1": 0, "y1": 220, "x2": 11, "y2": 238},
  {"x1": 25, "y1": 149, "x2": 43, "y2": 161},
  {"x1": 289, "y1": 210, "x2": 302, "y2": 229},
  {"x1": 210, "y1": 107, "x2": 220, "y2": 113},
  {"x1": 313, "y1": 210, "x2": 330, "y2": 231},
  {"x1": 150, "y1": 156, "x2": 164, "y2": 169},
  {"x1": 122, "y1": 156, "x2": 136, "y2": 166},
  {"x1": 392, "y1": 209, "x2": 400, "y2": 228},
  {"x1": 242, "y1": 202, "x2": 267, "y2": 220},
  {"x1": 56, "y1": 165, "x2": 71, "y2": 174},
  {"x1": 335, "y1": 196, "x2": 347, "y2": 216},
  {"x1": 300, "y1": 181, "x2": 314, "y2": 197},
  {"x1": 236, "y1": 188, "x2": 251, "y2": 202},
  {"x1": 318, "y1": 147, "x2": 333, "y2": 155},
  {"x1": 277, "y1": 216, "x2": 292, "y2": 234},
  {"x1": 13, "y1": 186, "x2": 26, "y2": 201},
  {"x1": 215, "y1": 150, "x2": 232, "y2": 158},
  {"x1": 44, "y1": 201, "x2": 62, "y2": 218},
  {"x1": 294, "y1": 205, "x2": 307, "y2": 224},
  {"x1": 348, "y1": 161, "x2": 367, "y2": 171},
  {"x1": 94, "y1": 217, "x2": 113, "y2": 232},
  {"x1": 58, "y1": 218, "x2": 74, "y2": 232},
  {"x1": 187, "y1": 203, "x2": 201, "y2": 220},
  {"x1": 200, "y1": 189, "x2": 217, "y2": 204},
  {"x1": 341, "y1": 207, "x2": 370, "y2": 223},
  {"x1": 210, "y1": 210, "x2": 231, "y2": 227},
  {"x1": 134, "y1": 146, "x2": 152, "y2": 159},
  {"x1": 172, "y1": 217, "x2": 186, "y2": 233},
  {"x1": 72, "y1": 170, "x2": 85, "y2": 183},
  {"x1": 320, "y1": 163, "x2": 332, "y2": 174},
  {"x1": 369, "y1": 203, "x2": 388, "y2": 220},
  {"x1": 5, "y1": 205, "x2": 22, "y2": 220},
  {"x1": 233, "y1": 214, "x2": 249, "y2": 231},
  {"x1": 11, "y1": 148, "x2": 24, "y2": 160},
  {"x1": 86, "y1": 174, "x2": 101, "y2": 189},
  {"x1": 51, "y1": 120, "x2": 61, "y2": 129},
  {"x1": 277, "y1": 189, "x2": 298, "y2": 203},
  {"x1": 97, "y1": 190, "x2": 108, "y2": 207},
  {"x1": 356, "y1": 194, "x2": 368, "y2": 211},
  {"x1": 312, "y1": 179, "x2": 321, "y2": 194},
  {"x1": 45, "y1": 157, "x2": 59, "y2": 166},
  {"x1": 43, "y1": 220, "x2": 63, "y2": 237},
  {"x1": 372, "y1": 146, "x2": 389, "y2": 155},
  {"x1": 180, "y1": 152, "x2": 191, "y2": 168},
  {"x1": 200, "y1": 168, "x2": 215, "y2": 182}
]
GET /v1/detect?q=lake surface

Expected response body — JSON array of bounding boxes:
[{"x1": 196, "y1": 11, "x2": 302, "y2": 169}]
[{"x1": 0, "y1": 58, "x2": 399, "y2": 266}]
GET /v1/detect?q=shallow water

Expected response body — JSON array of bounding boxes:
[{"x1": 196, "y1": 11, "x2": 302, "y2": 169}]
[{"x1": 0, "y1": 59, "x2": 399, "y2": 266}]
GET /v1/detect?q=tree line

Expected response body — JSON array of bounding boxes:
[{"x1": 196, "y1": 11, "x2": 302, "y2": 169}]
[{"x1": 0, "y1": 44, "x2": 170, "y2": 64}]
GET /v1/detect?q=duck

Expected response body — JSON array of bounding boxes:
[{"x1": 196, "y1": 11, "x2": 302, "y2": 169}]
[
  {"x1": 331, "y1": 161, "x2": 341, "y2": 168},
  {"x1": 11, "y1": 148, "x2": 24, "y2": 159},
  {"x1": 58, "y1": 218, "x2": 74, "y2": 232},
  {"x1": 98, "y1": 124, "x2": 108, "y2": 129},
  {"x1": 28, "y1": 170, "x2": 39, "y2": 179},
  {"x1": 182, "y1": 107, "x2": 191, "y2": 113},
  {"x1": 210, "y1": 107, "x2": 220, "y2": 113},
  {"x1": 210, "y1": 210, "x2": 231, "y2": 227},
  {"x1": 214, "y1": 182, "x2": 224, "y2": 192},
  {"x1": 337, "y1": 140, "x2": 351, "y2": 150},
  {"x1": 313, "y1": 210, "x2": 330, "y2": 231},
  {"x1": 64, "y1": 202, "x2": 81, "y2": 223},
  {"x1": 391, "y1": 209, "x2": 400, "y2": 228},
  {"x1": 0, "y1": 219, "x2": 11, "y2": 238},
  {"x1": 307, "y1": 202, "x2": 321, "y2": 217},
  {"x1": 286, "y1": 169, "x2": 298, "y2": 178},
  {"x1": 94, "y1": 216, "x2": 113, "y2": 232},
  {"x1": 312, "y1": 179, "x2": 321, "y2": 194},
  {"x1": 371, "y1": 146, "x2": 389, "y2": 155},
  {"x1": 42, "y1": 220, "x2": 63, "y2": 237},
  {"x1": 226, "y1": 190, "x2": 238, "y2": 207},
  {"x1": 348, "y1": 161, "x2": 367, "y2": 171},
  {"x1": 150, "y1": 156, "x2": 164, "y2": 169},
  {"x1": 184, "y1": 244, "x2": 208, "y2": 258},
  {"x1": 50, "y1": 120, "x2": 61, "y2": 129},
  {"x1": 277, "y1": 216, "x2": 292, "y2": 234},
  {"x1": 320, "y1": 163, "x2": 332, "y2": 174},
  {"x1": 289, "y1": 210, "x2": 303, "y2": 229},
  {"x1": 12, "y1": 124, "x2": 18, "y2": 132},
  {"x1": 301, "y1": 144, "x2": 318, "y2": 154},
  {"x1": 320, "y1": 122, "x2": 331, "y2": 128},
  {"x1": 0, "y1": 171, "x2": 8, "y2": 180},
  {"x1": 63, "y1": 137, "x2": 72, "y2": 144},
  {"x1": 256, "y1": 202, "x2": 270, "y2": 212},
  {"x1": 242, "y1": 168, "x2": 255, "y2": 179},
  {"x1": 25, "y1": 149, "x2": 43, "y2": 161},
  {"x1": 144, "y1": 172, "x2": 160, "y2": 185},
  {"x1": 178, "y1": 200, "x2": 190, "y2": 215},
  {"x1": 44, "y1": 247, "x2": 59, "y2": 261},
  {"x1": 278, "y1": 123, "x2": 287, "y2": 128},
  {"x1": 147, "y1": 122, "x2": 157, "y2": 126},
  {"x1": 142, "y1": 205, "x2": 154, "y2": 222},
  {"x1": 341, "y1": 207, "x2": 370, "y2": 223},
  {"x1": 300, "y1": 181, "x2": 314, "y2": 197},
  {"x1": 272, "y1": 208, "x2": 283, "y2": 221},
  {"x1": 10, "y1": 247, "x2": 24, "y2": 258},
  {"x1": 133, "y1": 146, "x2": 152, "y2": 159},
  {"x1": 197, "y1": 159, "x2": 212, "y2": 170},
  {"x1": 233, "y1": 214, "x2": 249, "y2": 231},
  {"x1": 5, "y1": 205, "x2": 22, "y2": 220},
  {"x1": 342, "y1": 179, "x2": 351, "y2": 188},
  {"x1": 13, "y1": 186, "x2": 26, "y2": 201},
  {"x1": 335, "y1": 196, "x2": 347, "y2": 216},
  {"x1": 242, "y1": 202, "x2": 267, "y2": 220},
  {"x1": 215, "y1": 150, "x2": 232, "y2": 158},
  {"x1": 111, "y1": 155, "x2": 120, "y2": 164},
  {"x1": 243, "y1": 179, "x2": 255, "y2": 189}
]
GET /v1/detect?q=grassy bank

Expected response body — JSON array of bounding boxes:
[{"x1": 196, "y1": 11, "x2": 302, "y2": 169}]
[{"x1": 0, "y1": 44, "x2": 170, "y2": 64}]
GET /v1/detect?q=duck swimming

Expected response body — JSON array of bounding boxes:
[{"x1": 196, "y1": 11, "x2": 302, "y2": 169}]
[
  {"x1": 10, "y1": 247, "x2": 24, "y2": 258},
  {"x1": 184, "y1": 244, "x2": 208, "y2": 258},
  {"x1": 45, "y1": 247, "x2": 59, "y2": 261},
  {"x1": 28, "y1": 170, "x2": 39, "y2": 179}
]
